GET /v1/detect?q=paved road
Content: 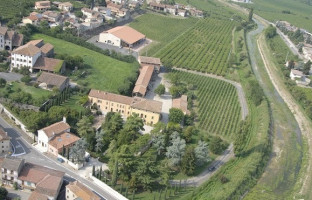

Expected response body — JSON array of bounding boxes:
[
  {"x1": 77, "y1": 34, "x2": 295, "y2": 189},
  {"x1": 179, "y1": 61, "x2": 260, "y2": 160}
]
[
  {"x1": 173, "y1": 67, "x2": 249, "y2": 120},
  {"x1": 170, "y1": 144, "x2": 235, "y2": 186},
  {"x1": 0, "y1": 72, "x2": 22, "y2": 82},
  {"x1": 0, "y1": 115, "x2": 119, "y2": 200},
  {"x1": 170, "y1": 144, "x2": 234, "y2": 186}
]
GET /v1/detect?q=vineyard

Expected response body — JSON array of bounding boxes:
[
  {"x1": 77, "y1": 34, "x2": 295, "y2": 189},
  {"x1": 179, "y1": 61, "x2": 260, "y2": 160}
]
[
  {"x1": 129, "y1": 13, "x2": 198, "y2": 56},
  {"x1": 156, "y1": 19, "x2": 236, "y2": 76},
  {"x1": 171, "y1": 70, "x2": 241, "y2": 138}
]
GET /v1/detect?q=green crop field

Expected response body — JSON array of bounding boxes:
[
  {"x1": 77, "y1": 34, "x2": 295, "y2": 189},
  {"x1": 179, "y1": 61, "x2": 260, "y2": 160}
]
[
  {"x1": 156, "y1": 19, "x2": 235, "y2": 75},
  {"x1": 239, "y1": 0, "x2": 312, "y2": 32},
  {"x1": 32, "y1": 34, "x2": 139, "y2": 93},
  {"x1": 129, "y1": 13, "x2": 198, "y2": 56},
  {"x1": 170, "y1": 70, "x2": 241, "y2": 138}
]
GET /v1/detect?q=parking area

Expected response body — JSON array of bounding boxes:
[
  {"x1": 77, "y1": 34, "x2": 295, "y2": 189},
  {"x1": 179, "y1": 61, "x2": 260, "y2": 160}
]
[
  {"x1": 87, "y1": 35, "x2": 139, "y2": 58},
  {"x1": 7, "y1": 187, "x2": 31, "y2": 200},
  {"x1": 0, "y1": 72, "x2": 22, "y2": 82},
  {"x1": 145, "y1": 72, "x2": 172, "y2": 124}
]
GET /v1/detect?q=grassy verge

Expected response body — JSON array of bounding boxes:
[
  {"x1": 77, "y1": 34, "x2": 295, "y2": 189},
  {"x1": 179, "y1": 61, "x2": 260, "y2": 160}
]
[{"x1": 31, "y1": 34, "x2": 139, "y2": 93}]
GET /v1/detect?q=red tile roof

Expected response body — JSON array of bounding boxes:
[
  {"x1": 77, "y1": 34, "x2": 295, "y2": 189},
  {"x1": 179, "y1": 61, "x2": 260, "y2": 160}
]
[
  {"x1": 172, "y1": 95, "x2": 190, "y2": 115},
  {"x1": 104, "y1": 26, "x2": 145, "y2": 45},
  {"x1": 48, "y1": 132, "x2": 80, "y2": 151},
  {"x1": 133, "y1": 65, "x2": 154, "y2": 96},
  {"x1": 66, "y1": 181, "x2": 100, "y2": 200},
  {"x1": 40, "y1": 121, "x2": 70, "y2": 138}
]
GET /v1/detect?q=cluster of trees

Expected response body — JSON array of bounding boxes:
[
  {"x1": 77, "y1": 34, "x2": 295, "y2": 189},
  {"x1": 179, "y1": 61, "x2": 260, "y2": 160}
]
[{"x1": 265, "y1": 25, "x2": 277, "y2": 39}]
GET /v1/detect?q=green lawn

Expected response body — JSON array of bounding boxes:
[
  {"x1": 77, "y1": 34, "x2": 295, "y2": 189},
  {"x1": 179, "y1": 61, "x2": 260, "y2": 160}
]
[
  {"x1": 32, "y1": 34, "x2": 139, "y2": 93},
  {"x1": 129, "y1": 13, "x2": 198, "y2": 56},
  {"x1": 61, "y1": 94, "x2": 85, "y2": 112},
  {"x1": 240, "y1": 0, "x2": 312, "y2": 32}
]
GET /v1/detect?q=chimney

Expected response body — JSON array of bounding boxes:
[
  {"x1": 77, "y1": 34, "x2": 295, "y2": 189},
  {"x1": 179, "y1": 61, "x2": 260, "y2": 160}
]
[
  {"x1": 52, "y1": 131, "x2": 55, "y2": 136},
  {"x1": 63, "y1": 116, "x2": 66, "y2": 123}
]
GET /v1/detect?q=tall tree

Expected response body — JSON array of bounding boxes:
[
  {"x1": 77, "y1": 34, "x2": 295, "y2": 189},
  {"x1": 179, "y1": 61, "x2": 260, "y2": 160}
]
[
  {"x1": 95, "y1": 130, "x2": 104, "y2": 153},
  {"x1": 181, "y1": 146, "x2": 196, "y2": 175},
  {"x1": 195, "y1": 140, "x2": 210, "y2": 166},
  {"x1": 152, "y1": 135, "x2": 166, "y2": 156},
  {"x1": 166, "y1": 133, "x2": 186, "y2": 167},
  {"x1": 77, "y1": 116, "x2": 94, "y2": 137},
  {"x1": 70, "y1": 138, "x2": 87, "y2": 163},
  {"x1": 248, "y1": 8, "x2": 253, "y2": 22},
  {"x1": 169, "y1": 108, "x2": 184, "y2": 124},
  {"x1": 154, "y1": 84, "x2": 166, "y2": 96}
]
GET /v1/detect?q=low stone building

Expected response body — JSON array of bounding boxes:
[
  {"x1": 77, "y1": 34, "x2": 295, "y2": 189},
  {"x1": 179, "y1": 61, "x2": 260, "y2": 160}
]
[{"x1": 37, "y1": 72, "x2": 69, "y2": 91}]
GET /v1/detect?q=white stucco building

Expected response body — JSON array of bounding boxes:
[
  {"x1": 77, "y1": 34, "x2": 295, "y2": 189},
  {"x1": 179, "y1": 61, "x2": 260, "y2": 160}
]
[{"x1": 11, "y1": 44, "x2": 41, "y2": 72}]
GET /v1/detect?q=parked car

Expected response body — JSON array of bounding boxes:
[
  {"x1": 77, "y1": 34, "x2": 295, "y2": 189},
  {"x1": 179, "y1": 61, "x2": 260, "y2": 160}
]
[
  {"x1": 208, "y1": 166, "x2": 216, "y2": 172},
  {"x1": 57, "y1": 157, "x2": 64, "y2": 163}
]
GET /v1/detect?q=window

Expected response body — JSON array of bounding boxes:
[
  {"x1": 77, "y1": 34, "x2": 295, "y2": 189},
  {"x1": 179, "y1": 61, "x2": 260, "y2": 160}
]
[
  {"x1": 27, "y1": 181, "x2": 31, "y2": 186},
  {"x1": 105, "y1": 107, "x2": 107, "y2": 109},
  {"x1": 98, "y1": 100, "x2": 102, "y2": 103},
  {"x1": 111, "y1": 103, "x2": 114, "y2": 106},
  {"x1": 145, "y1": 115, "x2": 147, "y2": 118},
  {"x1": 29, "y1": 61, "x2": 31, "y2": 63},
  {"x1": 152, "y1": 116, "x2": 154, "y2": 119}
]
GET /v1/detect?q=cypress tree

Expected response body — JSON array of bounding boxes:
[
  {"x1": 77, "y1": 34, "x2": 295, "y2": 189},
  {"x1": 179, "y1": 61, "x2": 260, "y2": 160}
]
[
  {"x1": 92, "y1": 165, "x2": 95, "y2": 176},
  {"x1": 132, "y1": 190, "x2": 135, "y2": 200},
  {"x1": 112, "y1": 160, "x2": 118, "y2": 186}
]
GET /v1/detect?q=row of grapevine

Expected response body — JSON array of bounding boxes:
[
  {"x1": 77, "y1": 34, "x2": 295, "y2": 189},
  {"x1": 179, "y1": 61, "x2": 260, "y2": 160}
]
[
  {"x1": 171, "y1": 71, "x2": 241, "y2": 138},
  {"x1": 156, "y1": 18, "x2": 235, "y2": 76}
]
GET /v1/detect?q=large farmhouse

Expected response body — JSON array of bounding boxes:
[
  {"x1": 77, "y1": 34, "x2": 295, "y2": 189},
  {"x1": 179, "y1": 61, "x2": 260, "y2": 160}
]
[
  {"x1": 11, "y1": 40, "x2": 65, "y2": 73},
  {"x1": 88, "y1": 89, "x2": 162, "y2": 125},
  {"x1": 99, "y1": 26, "x2": 146, "y2": 48}
]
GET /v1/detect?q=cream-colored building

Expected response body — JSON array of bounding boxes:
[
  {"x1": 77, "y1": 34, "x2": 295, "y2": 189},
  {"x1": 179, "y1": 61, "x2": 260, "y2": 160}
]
[
  {"x1": 99, "y1": 26, "x2": 145, "y2": 48},
  {"x1": 66, "y1": 180, "x2": 100, "y2": 200},
  {"x1": 0, "y1": 128, "x2": 11, "y2": 154},
  {"x1": 89, "y1": 89, "x2": 162, "y2": 125}
]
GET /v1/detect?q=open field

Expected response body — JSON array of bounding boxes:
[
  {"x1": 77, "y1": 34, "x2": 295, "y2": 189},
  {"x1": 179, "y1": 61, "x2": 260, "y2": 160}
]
[
  {"x1": 156, "y1": 19, "x2": 235, "y2": 76},
  {"x1": 61, "y1": 94, "x2": 85, "y2": 112},
  {"x1": 129, "y1": 13, "x2": 198, "y2": 56},
  {"x1": 170, "y1": 70, "x2": 241, "y2": 138},
  {"x1": 32, "y1": 34, "x2": 139, "y2": 93},
  {"x1": 239, "y1": 0, "x2": 312, "y2": 32}
]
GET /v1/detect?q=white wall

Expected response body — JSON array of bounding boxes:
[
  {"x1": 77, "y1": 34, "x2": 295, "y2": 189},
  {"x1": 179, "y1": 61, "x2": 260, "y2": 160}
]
[
  {"x1": 11, "y1": 51, "x2": 41, "y2": 72},
  {"x1": 99, "y1": 33, "x2": 121, "y2": 47},
  {"x1": 37, "y1": 130, "x2": 49, "y2": 151}
]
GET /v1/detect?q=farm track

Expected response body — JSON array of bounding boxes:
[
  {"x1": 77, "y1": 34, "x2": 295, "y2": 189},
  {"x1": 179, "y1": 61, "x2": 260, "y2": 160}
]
[{"x1": 173, "y1": 67, "x2": 249, "y2": 120}]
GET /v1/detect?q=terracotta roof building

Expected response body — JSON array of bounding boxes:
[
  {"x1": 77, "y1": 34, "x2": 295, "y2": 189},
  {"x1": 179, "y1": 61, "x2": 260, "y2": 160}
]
[
  {"x1": 138, "y1": 56, "x2": 162, "y2": 73},
  {"x1": 0, "y1": 26, "x2": 23, "y2": 51},
  {"x1": 11, "y1": 40, "x2": 63, "y2": 73},
  {"x1": 172, "y1": 95, "x2": 190, "y2": 115},
  {"x1": 0, "y1": 128, "x2": 11, "y2": 154},
  {"x1": 66, "y1": 181, "x2": 101, "y2": 200},
  {"x1": 133, "y1": 65, "x2": 155, "y2": 97},
  {"x1": 18, "y1": 162, "x2": 64, "y2": 199},
  {"x1": 37, "y1": 72, "x2": 69, "y2": 91},
  {"x1": 48, "y1": 132, "x2": 79, "y2": 156},
  {"x1": 99, "y1": 26, "x2": 146, "y2": 48},
  {"x1": 33, "y1": 56, "x2": 65, "y2": 73},
  {"x1": 38, "y1": 118, "x2": 80, "y2": 156},
  {"x1": 35, "y1": 1, "x2": 51, "y2": 11},
  {"x1": 89, "y1": 89, "x2": 162, "y2": 125}
]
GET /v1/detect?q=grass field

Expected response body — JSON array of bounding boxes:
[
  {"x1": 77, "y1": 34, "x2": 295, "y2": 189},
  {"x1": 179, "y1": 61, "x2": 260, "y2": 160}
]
[
  {"x1": 61, "y1": 94, "x2": 85, "y2": 112},
  {"x1": 239, "y1": 0, "x2": 312, "y2": 32},
  {"x1": 156, "y1": 19, "x2": 235, "y2": 75},
  {"x1": 129, "y1": 13, "x2": 198, "y2": 56},
  {"x1": 170, "y1": 70, "x2": 241, "y2": 139},
  {"x1": 32, "y1": 34, "x2": 139, "y2": 93}
]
